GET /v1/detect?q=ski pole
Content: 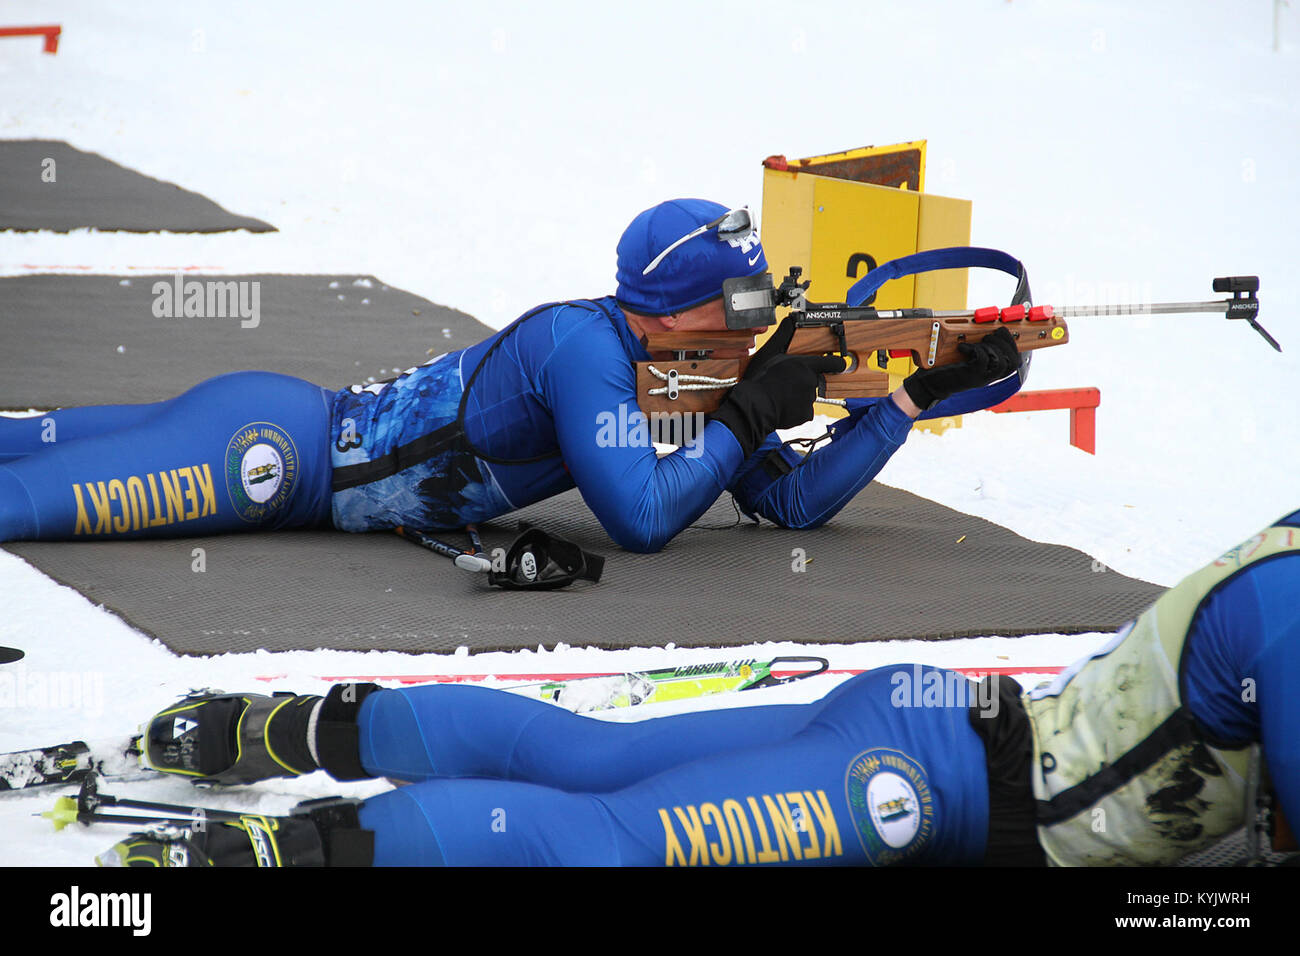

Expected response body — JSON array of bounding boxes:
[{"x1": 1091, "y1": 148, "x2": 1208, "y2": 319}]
[
  {"x1": 42, "y1": 793, "x2": 249, "y2": 831},
  {"x1": 395, "y1": 525, "x2": 493, "y2": 573},
  {"x1": 41, "y1": 800, "x2": 224, "y2": 831}
]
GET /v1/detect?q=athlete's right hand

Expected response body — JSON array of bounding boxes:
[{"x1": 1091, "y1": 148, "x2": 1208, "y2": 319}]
[{"x1": 708, "y1": 316, "x2": 845, "y2": 458}]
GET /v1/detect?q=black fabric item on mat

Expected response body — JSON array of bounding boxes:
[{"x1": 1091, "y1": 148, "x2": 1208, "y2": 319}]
[
  {"x1": 0, "y1": 140, "x2": 274, "y2": 233},
  {"x1": 4, "y1": 485, "x2": 1163, "y2": 655},
  {"x1": 0, "y1": 274, "x2": 489, "y2": 408}
]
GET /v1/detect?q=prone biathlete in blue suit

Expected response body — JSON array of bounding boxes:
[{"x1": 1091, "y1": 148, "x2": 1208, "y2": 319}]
[
  {"x1": 108, "y1": 510, "x2": 1300, "y2": 867},
  {"x1": 0, "y1": 200, "x2": 1023, "y2": 552}
]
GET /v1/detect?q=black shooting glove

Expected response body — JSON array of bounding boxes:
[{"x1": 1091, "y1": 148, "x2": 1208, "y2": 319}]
[
  {"x1": 902, "y1": 326, "x2": 1021, "y2": 412},
  {"x1": 709, "y1": 315, "x2": 846, "y2": 458}
]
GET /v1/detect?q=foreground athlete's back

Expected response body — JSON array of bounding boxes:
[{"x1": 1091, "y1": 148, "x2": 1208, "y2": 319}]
[{"x1": 1025, "y1": 509, "x2": 1300, "y2": 864}]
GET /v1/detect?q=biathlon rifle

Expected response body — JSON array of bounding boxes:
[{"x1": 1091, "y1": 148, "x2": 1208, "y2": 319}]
[{"x1": 634, "y1": 256, "x2": 1276, "y2": 417}]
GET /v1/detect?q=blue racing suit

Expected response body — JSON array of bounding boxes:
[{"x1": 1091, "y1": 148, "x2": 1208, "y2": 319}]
[{"x1": 350, "y1": 510, "x2": 1300, "y2": 865}]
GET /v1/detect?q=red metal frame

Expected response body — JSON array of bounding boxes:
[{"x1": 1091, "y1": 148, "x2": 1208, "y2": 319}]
[
  {"x1": 990, "y1": 387, "x2": 1101, "y2": 454},
  {"x1": 0, "y1": 25, "x2": 61, "y2": 53}
]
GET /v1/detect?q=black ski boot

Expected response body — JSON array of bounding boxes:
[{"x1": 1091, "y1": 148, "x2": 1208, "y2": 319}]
[
  {"x1": 97, "y1": 797, "x2": 374, "y2": 867},
  {"x1": 140, "y1": 683, "x2": 380, "y2": 785}
]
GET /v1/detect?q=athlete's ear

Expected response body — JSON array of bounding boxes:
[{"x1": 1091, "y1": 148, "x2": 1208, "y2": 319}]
[{"x1": 660, "y1": 314, "x2": 679, "y2": 330}]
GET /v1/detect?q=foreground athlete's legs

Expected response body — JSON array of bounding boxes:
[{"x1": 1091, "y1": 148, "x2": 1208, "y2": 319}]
[
  {"x1": 0, "y1": 404, "x2": 166, "y2": 464},
  {"x1": 358, "y1": 681, "x2": 829, "y2": 791},
  {"x1": 0, "y1": 371, "x2": 335, "y2": 540},
  {"x1": 356, "y1": 669, "x2": 992, "y2": 866}
]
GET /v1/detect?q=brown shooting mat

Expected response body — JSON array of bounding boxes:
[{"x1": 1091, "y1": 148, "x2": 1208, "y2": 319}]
[
  {"x1": 2, "y1": 271, "x2": 1161, "y2": 652},
  {"x1": 0, "y1": 274, "x2": 487, "y2": 408},
  {"x1": 0, "y1": 140, "x2": 274, "y2": 233},
  {"x1": 4, "y1": 485, "x2": 1163, "y2": 655}
]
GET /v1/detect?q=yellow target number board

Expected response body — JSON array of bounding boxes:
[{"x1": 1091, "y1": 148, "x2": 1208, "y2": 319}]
[{"x1": 759, "y1": 142, "x2": 972, "y2": 432}]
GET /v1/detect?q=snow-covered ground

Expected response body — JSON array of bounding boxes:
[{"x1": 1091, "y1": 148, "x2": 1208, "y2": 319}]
[{"x1": 1, "y1": 1, "x2": 1296, "y2": 866}]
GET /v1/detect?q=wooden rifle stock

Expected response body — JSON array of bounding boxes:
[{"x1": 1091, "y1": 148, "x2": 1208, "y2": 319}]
[{"x1": 636, "y1": 305, "x2": 1069, "y2": 416}]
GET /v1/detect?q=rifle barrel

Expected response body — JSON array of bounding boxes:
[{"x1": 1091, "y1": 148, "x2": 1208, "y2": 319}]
[
  {"x1": 1055, "y1": 299, "x2": 1233, "y2": 317},
  {"x1": 831, "y1": 296, "x2": 1279, "y2": 352},
  {"x1": 1054, "y1": 296, "x2": 1280, "y2": 351},
  {"x1": 870, "y1": 299, "x2": 1233, "y2": 320}
]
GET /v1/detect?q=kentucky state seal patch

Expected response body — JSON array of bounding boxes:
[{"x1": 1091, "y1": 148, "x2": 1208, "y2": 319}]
[
  {"x1": 845, "y1": 748, "x2": 935, "y2": 865},
  {"x1": 224, "y1": 422, "x2": 299, "y2": 523}
]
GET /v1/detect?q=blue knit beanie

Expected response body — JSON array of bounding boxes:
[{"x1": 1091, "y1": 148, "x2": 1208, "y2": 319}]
[{"x1": 615, "y1": 198, "x2": 767, "y2": 316}]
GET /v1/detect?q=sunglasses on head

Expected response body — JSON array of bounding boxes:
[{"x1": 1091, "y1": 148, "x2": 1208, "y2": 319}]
[{"x1": 641, "y1": 207, "x2": 755, "y2": 277}]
